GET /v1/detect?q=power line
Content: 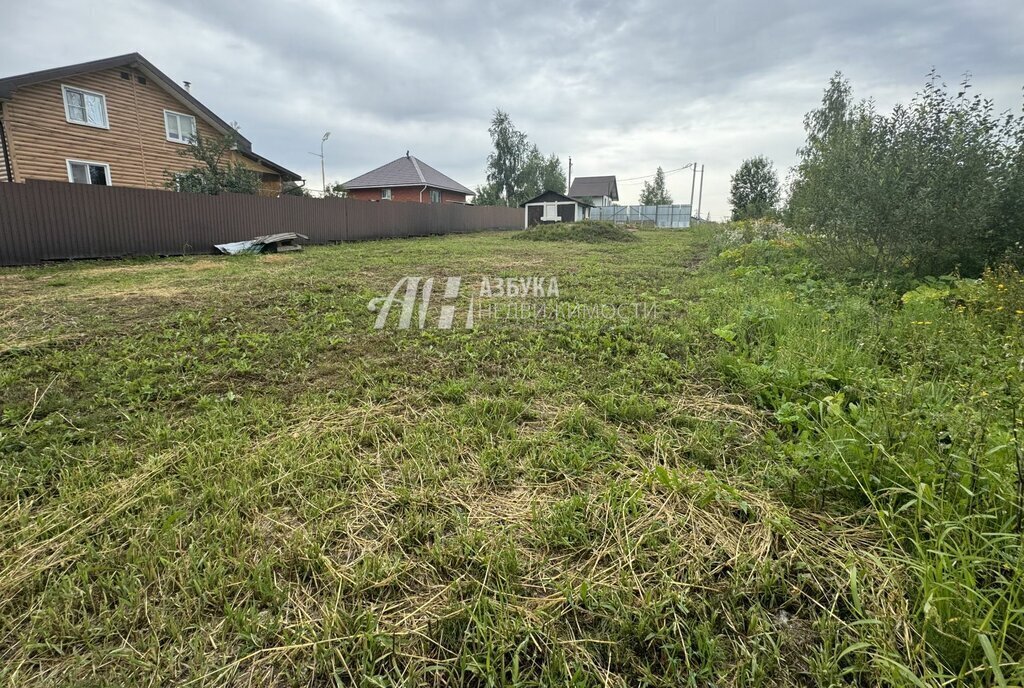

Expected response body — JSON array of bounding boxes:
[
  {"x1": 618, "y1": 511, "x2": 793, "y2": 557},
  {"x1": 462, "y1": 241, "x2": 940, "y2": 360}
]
[
  {"x1": 617, "y1": 163, "x2": 696, "y2": 184},
  {"x1": 618, "y1": 164, "x2": 693, "y2": 182}
]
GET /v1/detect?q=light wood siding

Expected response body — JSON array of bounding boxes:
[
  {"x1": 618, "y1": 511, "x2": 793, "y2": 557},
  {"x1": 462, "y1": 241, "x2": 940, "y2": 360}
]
[
  {"x1": 0, "y1": 102, "x2": 11, "y2": 182},
  {"x1": 3, "y1": 67, "x2": 282, "y2": 193},
  {"x1": 0, "y1": 125, "x2": 8, "y2": 182}
]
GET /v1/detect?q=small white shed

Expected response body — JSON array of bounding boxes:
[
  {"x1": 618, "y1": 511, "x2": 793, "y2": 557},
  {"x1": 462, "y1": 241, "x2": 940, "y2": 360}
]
[{"x1": 521, "y1": 190, "x2": 593, "y2": 228}]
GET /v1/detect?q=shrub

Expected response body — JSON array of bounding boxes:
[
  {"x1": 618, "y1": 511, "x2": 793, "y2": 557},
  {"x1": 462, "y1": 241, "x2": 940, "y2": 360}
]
[
  {"x1": 722, "y1": 218, "x2": 791, "y2": 245},
  {"x1": 165, "y1": 132, "x2": 261, "y2": 195},
  {"x1": 729, "y1": 156, "x2": 780, "y2": 220},
  {"x1": 513, "y1": 220, "x2": 639, "y2": 243},
  {"x1": 696, "y1": 235, "x2": 1024, "y2": 680},
  {"x1": 788, "y1": 72, "x2": 1024, "y2": 277}
]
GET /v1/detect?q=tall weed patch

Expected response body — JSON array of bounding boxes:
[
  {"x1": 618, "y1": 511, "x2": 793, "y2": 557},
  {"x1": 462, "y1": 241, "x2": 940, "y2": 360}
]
[{"x1": 696, "y1": 233, "x2": 1024, "y2": 682}]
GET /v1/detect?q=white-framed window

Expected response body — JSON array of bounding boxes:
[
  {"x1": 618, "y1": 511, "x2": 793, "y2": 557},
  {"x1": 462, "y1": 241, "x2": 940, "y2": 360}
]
[
  {"x1": 381, "y1": 188, "x2": 392, "y2": 200},
  {"x1": 541, "y1": 202, "x2": 560, "y2": 221},
  {"x1": 62, "y1": 85, "x2": 108, "y2": 129},
  {"x1": 164, "y1": 110, "x2": 197, "y2": 144},
  {"x1": 430, "y1": 189, "x2": 441, "y2": 203},
  {"x1": 66, "y1": 159, "x2": 111, "y2": 185}
]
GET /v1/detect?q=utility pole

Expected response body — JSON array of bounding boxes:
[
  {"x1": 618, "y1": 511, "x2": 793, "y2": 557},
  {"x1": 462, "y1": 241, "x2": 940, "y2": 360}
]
[
  {"x1": 567, "y1": 156, "x2": 572, "y2": 192},
  {"x1": 689, "y1": 161, "x2": 697, "y2": 208},
  {"x1": 696, "y1": 165, "x2": 704, "y2": 220},
  {"x1": 320, "y1": 132, "x2": 330, "y2": 195},
  {"x1": 308, "y1": 131, "x2": 331, "y2": 196}
]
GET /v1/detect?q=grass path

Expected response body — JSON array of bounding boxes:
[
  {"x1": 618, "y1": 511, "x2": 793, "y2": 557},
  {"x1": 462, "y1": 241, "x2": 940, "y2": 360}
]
[{"x1": 0, "y1": 228, "x2": 930, "y2": 685}]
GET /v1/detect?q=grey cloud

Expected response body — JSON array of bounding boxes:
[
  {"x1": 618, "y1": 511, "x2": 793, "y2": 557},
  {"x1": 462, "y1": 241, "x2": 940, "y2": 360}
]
[{"x1": 3, "y1": 0, "x2": 1023, "y2": 214}]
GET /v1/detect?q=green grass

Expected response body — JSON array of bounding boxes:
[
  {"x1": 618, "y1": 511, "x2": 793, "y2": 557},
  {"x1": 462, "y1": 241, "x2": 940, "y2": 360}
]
[
  {"x1": 0, "y1": 227, "x2": 1021, "y2": 686},
  {"x1": 512, "y1": 220, "x2": 639, "y2": 243}
]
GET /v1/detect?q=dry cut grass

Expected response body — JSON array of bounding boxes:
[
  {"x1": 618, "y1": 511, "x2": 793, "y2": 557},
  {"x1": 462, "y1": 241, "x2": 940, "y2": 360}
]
[{"x1": 0, "y1": 229, "x2": 919, "y2": 686}]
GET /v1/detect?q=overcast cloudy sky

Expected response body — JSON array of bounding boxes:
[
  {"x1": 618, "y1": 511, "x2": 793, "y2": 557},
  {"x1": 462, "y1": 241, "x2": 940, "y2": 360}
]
[{"x1": 4, "y1": 1, "x2": 1023, "y2": 218}]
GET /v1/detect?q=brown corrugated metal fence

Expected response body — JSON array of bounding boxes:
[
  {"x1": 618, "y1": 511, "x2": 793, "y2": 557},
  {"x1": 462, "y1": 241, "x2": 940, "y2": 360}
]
[{"x1": 0, "y1": 181, "x2": 524, "y2": 266}]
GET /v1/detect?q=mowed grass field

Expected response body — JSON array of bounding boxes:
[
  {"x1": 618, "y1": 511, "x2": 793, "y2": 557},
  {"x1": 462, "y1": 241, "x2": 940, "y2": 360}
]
[{"x1": 1, "y1": 226, "x2": 1021, "y2": 686}]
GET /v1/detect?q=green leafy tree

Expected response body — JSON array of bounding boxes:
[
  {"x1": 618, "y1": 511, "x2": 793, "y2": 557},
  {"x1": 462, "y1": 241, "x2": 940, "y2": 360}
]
[
  {"x1": 165, "y1": 132, "x2": 260, "y2": 195},
  {"x1": 518, "y1": 145, "x2": 545, "y2": 202},
  {"x1": 518, "y1": 146, "x2": 567, "y2": 202},
  {"x1": 729, "y1": 156, "x2": 780, "y2": 220},
  {"x1": 539, "y1": 153, "x2": 566, "y2": 195},
  {"x1": 483, "y1": 110, "x2": 564, "y2": 206},
  {"x1": 639, "y1": 167, "x2": 672, "y2": 205},
  {"x1": 473, "y1": 182, "x2": 502, "y2": 206},
  {"x1": 322, "y1": 182, "x2": 348, "y2": 198},
  {"x1": 788, "y1": 71, "x2": 1024, "y2": 276},
  {"x1": 485, "y1": 109, "x2": 529, "y2": 206}
]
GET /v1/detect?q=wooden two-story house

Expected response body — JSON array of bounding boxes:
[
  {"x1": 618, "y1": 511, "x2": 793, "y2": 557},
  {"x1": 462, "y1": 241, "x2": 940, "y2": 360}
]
[{"x1": 0, "y1": 53, "x2": 300, "y2": 195}]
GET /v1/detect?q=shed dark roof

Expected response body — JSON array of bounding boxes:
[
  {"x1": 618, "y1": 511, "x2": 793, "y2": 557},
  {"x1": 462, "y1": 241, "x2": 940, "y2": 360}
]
[
  {"x1": 343, "y1": 155, "x2": 474, "y2": 196},
  {"x1": 0, "y1": 53, "x2": 300, "y2": 181},
  {"x1": 520, "y1": 190, "x2": 593, "y2": 207},
  {"x1": 568, "y1": 175, "x2": 619, "y2": 201}
]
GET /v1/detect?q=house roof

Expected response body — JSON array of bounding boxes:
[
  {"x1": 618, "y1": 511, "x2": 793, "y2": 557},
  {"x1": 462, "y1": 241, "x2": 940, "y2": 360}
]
[
  {"x1": 343, "y1": 154, "x2": 474, "y2": 196},
  {"x1": 0, "y1": 53, "x2": 301, "y2": 181},
  {"x1": 520, "y1": 190, "x2": 594, "y2": 207},
  {"x1": 568, "y1": 175, "x2": 619, "y2": 201},
  {"x1": 238, "y1": 151, "x2": 302, "y2": 182}
]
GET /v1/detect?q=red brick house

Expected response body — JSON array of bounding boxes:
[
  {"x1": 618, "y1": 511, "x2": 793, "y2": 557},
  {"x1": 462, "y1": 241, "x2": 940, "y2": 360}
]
[{"x1": 343, "y1": 153, "x2": 473, "y2": 203}]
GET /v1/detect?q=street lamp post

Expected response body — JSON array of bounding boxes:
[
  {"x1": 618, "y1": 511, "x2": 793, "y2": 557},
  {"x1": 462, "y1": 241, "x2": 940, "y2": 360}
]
[{"x1": 309, "y1": 131, "x2": 330, "y2": 196}]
